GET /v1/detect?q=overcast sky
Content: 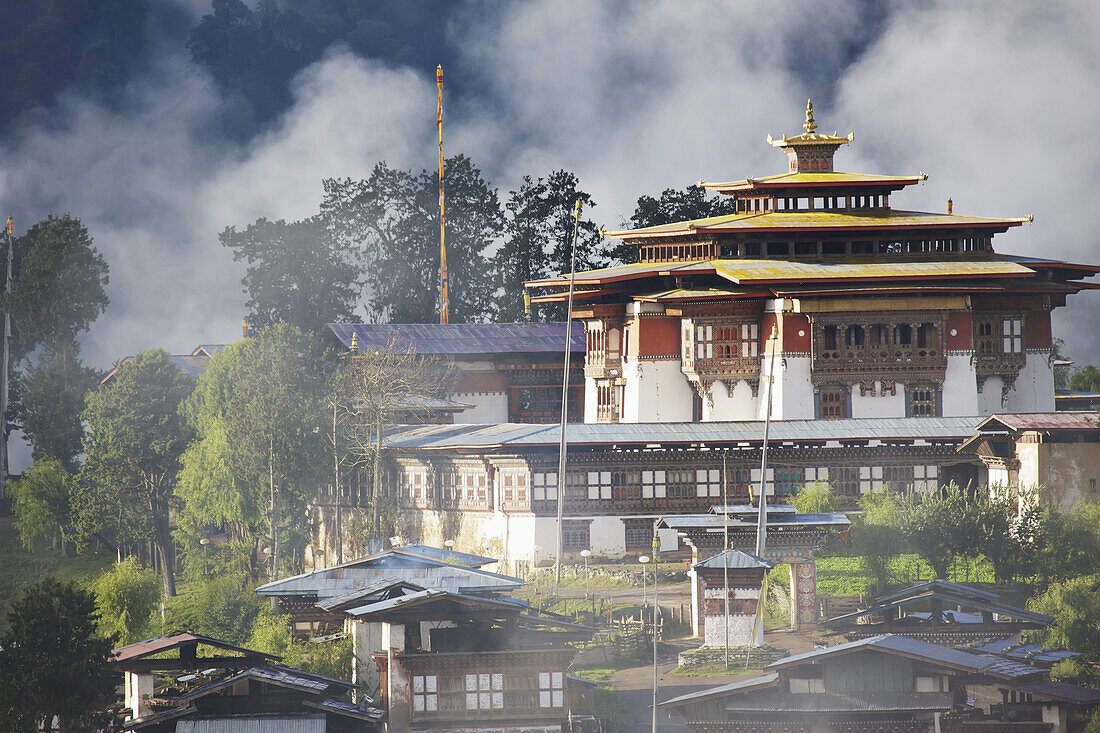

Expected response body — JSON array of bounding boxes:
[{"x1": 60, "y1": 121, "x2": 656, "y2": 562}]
[{"x1": 2, "y1": 0, "x2": 1097, "y2": 416}]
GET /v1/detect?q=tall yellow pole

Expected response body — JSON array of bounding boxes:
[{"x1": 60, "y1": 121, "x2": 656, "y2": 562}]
[{"x1": 437, "y1": 65, "x2": 449, "y2": 324}]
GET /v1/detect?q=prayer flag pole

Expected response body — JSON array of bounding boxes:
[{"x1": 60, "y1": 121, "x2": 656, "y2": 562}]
[{"x1": 437, "y1": 65, "x2": 449, "y2": 324}]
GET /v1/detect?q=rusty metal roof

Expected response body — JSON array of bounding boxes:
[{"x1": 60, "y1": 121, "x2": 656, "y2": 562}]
[
  {"x1": 327, "y1": 322, "x2": 584, "y2": 355},
  {"x1": 975, "y1": 412, "x2": 1100, "y2": 432},
  {"x1": 112, "y1": 632, "x2": 275, "y2": 663}
]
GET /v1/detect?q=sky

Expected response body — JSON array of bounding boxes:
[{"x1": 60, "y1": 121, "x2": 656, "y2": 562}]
[{"x1": 2, "y1": 0, "x2": 1098, "y2": 466}]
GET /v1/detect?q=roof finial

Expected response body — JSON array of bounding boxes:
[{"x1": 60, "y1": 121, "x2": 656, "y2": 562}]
[
  {"x1": 349, "y1": 331, "x2": 359, "y2": 352},
  {"x1": 803, "y1": 99, "x2": 818, "y2": 134}
]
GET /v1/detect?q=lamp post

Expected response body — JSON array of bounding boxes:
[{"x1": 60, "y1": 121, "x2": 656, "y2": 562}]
[
  {"x1": 638, "y1": 555, "x2": 649, "y2": 614},
  {"x1": 580, "y1": 549, "x2": 591, "y2": 599},
  {"x1": 651, "y1": 531, "x2": 661, "y2": 733}
]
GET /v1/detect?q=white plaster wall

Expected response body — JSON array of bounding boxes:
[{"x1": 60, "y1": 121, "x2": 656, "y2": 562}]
[
  {"x1": 583, "y1": 376, "x2": 598, "y2": 423},
  {"x1": 452, "y1": 392, "x2": 508, "y2": 423},
  {"x1": 988, "y1": 465, "x2": 1009, "y2": 488},
  {"x1": 589, "y1": 516, "x2": 627, "y2": 557},
  {"x1": 622, "y1": 358, "x2": 694, "y2": 423},
  {"x1": 977, "y1": 375, "x2": 1006, "y2": 416},
  {"x1": 761, "y1": 355, "x2": 814, "y2": 420},
  {"x1": 1005, "y1": 351, "x2": 1056, "y2": 413},
  {"x1": 851, "y1": 383, "x2": 906, "y2": 418},
  {"x1": 703, "y1": 614, "x2": 760, "y2": 647},
  {"x1": 705, "y1": 379, "x2": 757, "y2": 421},
  {"x1": 689, "y1": 569, "x2": 700, "y2": 635},
  {"x1": 943, "y1": 354, "x2": 980, "y2": 417},
  {"x1": 352, "y1": 620, "x2": 383, "y2": 697}
]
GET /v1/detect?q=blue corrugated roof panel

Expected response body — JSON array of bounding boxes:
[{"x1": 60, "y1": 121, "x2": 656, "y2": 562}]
[
  {"x1": 328, "y1": 322, "x2": 585, "y2": 355},
  {"x1": 694, "y1": 549, "x2": 774, "y2": 570}
]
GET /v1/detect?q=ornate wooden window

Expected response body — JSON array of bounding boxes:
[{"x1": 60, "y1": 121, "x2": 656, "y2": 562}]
[
  {"x1": 612, "y1": 470, "x2": 642, "y2": 501},
  {"x1": 907, "y1": 386, "x2": 940, "y2": 417},
  {"x1": 882, "y1": 464, "x2": 914, "y2": 489},
  {"x1": 563, "y1": 472, "x2": 586, "y2": 502},
  {"x1": 665, "y1": 470, "x2": 695, "y2": 498},
  {"x1": 500, "y1": 471, "x2": 527, "y2": 502},
  {"x1": 641, "y1": 470, "x2": 667, "y2": 499},
  {"x1": 819, "y1": 386, "x2": 848, "y2": 419},
  {"x1": 624, "y1": 519, "x2": 653, "y2": 549},
  {"x1": 830, "y1": 466, "x2": 861, "y2": 497},
  {"x1": 538, "y1": 671, "x2": 564, "y2": 708},
  {"x1": 595, "y1": 380, "x2": 621, "y2": 423},
  {"x1": 465, "y1": 673, "x2": 504, "y2": 710},
  {"x1": 458, "y1": 471, "x2": 487, "y2": 503},
  {"x1": 413, "y1": 675, "x2": 438, "y2": 712},
  {"x1": 774, "y1": 468, "x2": 803, "y2": 497},
  {"x1": 562, "y1": 521, "x2": 590, "y2": 550}
]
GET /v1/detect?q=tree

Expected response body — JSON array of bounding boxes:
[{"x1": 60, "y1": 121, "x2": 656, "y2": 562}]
[
  {"x1": 80, "y1": 349, "x2": 193, "y2": 597},
  {"x1": 974, "y1": 485, "x2": 1044, "y2": 583},
  {"x1": 178, "y1": 324, "x2": 335, "y2": 580},
  {"x1": 620, "y1": 184, "x2": 737, "y2": 263},
  {"x1": 1029, "y1": 574, "x2": 1100, "y2": 658},
  {"x1": 893, "y1": 482, "x2": 980, "y2": 579},
  {"x1": 1069, "y1": 365, "x2": 1100, "y2": 393},
  {"x1": 10, "y1": 456, "x2": 75, "y2": 553},
  {"x1": 0, "y1": 577, "x2": 115, "y2": 732},
  {"x1": 492, "y1": 170, "x2": 607, "y2": 322},
  {"x1": 8, "y1": 214, "x2": 109, "y2": 358},
  {"x1": 791, "y1": 481, "x2": 838, "y2": 514},
  {"x1": 164, "y1": 575, "x2": 263, "y2": 646},
  {"x1": 14, "y1": 338, "x2": 100, "y2": 469},
  {"x1": 342, "y1": 341, "x2": 453, "y2": 543},
  {"x1": 849, "y1": 490, "x2": 905, "y2": 592},
  {"x1": 321, "y1": 156, "x2": 502, "y2": 324},
  {"x1": 92, "y1": 558, "x2": 160, "y2": 645},
  {"x1": 1035, "y1": 502, "x2": 1100, "y2": 583},
  {"x1": 220, "y1": 216, "x2": 361, "y2": 333}
]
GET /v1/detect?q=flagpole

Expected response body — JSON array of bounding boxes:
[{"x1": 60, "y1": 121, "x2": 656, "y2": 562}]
[
  {"x1": 554, "y1": 199, "x2": 582, "y2": 586},
  {"x1": 437, "y1": 65, "x2": 449, "y2": 325},
  {"x1": 0, "y1": 214, "x2": 12, "y2": 501},
  {"x1": 747, "y1": 324, "x2": 779, "y2": 666}
]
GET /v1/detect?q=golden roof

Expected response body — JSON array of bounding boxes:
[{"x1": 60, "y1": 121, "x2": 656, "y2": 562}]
[
  {"x1": 767, "y1": 99, "x2": 854, "y2": 148},
  {"x1": 700, "y1": 171, "x2": 927, "y2": 193},
  {"x1": 603, "y1": 209, "x2": 1028, "y2": 240}
]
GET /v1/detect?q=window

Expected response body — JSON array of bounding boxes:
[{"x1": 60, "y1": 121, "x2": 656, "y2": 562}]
[
  {"x1": 665, "y1": 470, "x2": 695, "y2": 498},
  {"x1": 859, "y1": 466, "x2": 884, "y2": 493},
  {"x1": 624, "y1": 520, "x2": 652, "y2": 549},
  {"x1": 819, "y1": 387, "x2": 847, "y2": 419},
  {"x1": 790, "y1": 678, "x2": 825, "y2": 693},
  {"x1": 562, "y1": 521, "x2": 590, "y2": 550},
  {"x1": 642, "y1": 470, "x2": 667, "y2": 499},
  {"x1": 804, "y1": 467, "x2": 829, "y2": 482},
  {"x1": 916, "y1": 675, "x2": 950, "y2": 693},
  {"x1": 532, "y1": 472, "x2": 557, "y2": 501},
  {"x1": 913, "y1": 464, "x2": 939, "y2": 492},
  {"x1": 908, "y1": 387, "x2": 940, "y2": 417},
  {"x1": 539, "y1": 671, "x2": 564, "y2": 708},
  {"x1": 750, "y1": 467, "x2": 775, "y2": 496},
  {"x1": 459, "y1": 471, "x2": 487, "y2": 502},
  {"x1": 774, "y1": 468, "x2": 803, "y2": 497},
  {"x1": 587, "y1": 471, "x2": 612, "y2": 500},
  {"x1": 612, "y1": 470, "x2": 641, "y2": 501},
  {"x1": 822, "y1": 325, "x2": 838, "y2": 351},
  {"x1": 692, "y1": 321, "x2": 759, "y2": 360},
  {"x1": 696, "y1": 469, "x2": 721, "y2": 498},
  {"x1": 500, "y1": 471, "x2": 527, "y2": 502},
  {"x1": 1003, "y1": 318, "x2": 1022, "y2": 353},
  {"x1": 413, "y1": 675, "x2": 438, "y2": 712},
  {"x1": 845, "y1": 325, "x2": 864, "y2": 347},
  {"x1": 465, "y1": 673, "x2": 504, "y2": 710}
]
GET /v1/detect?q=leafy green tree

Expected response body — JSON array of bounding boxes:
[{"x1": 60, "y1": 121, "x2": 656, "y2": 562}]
[
  {"x1": 849, "y1": 491, "x2": 905, "y2": 592},
  {"x1": 975, "y1": 485, "x2": 1044, "y2": 583},
  {"x1": 1069, "y1": 365, "x2": 1100, "y2": 393},
  {"x1": 321, "y1": 156, "x2": 502, "y2": 323},
  {"x1": 1029, "y1": 574, "x2": 1100, "y2": 657},
  {"x1": 178, "y1": 324, "x2": 335, "y2": 580},
  {"x1": 0, "y1": 577, "x2": 116, "y2": 732},
  {"x1": 220, "y1": 216, "x2": 360, "y2": 333},
  {"x1": 894, "y1": 482, "x2": 980, "y2": 579},
  {"x1": 14, "y1": 338, "x2": 100, "y2": 468},
  {"x1": 80, "y1": 349, "x2": 193, "y2": 598},
  {"x1": 620, "y1": 184, "x2": 737, "y2": 263},
  {"x1": 492, "y1": 170, "x2": 606, "y2": 322},
  {"x1": 8, "y1": 214, "x2": 109, "y2": 357},
  {"x1": 249, "y1": 609, "x2": 353, "y2": 682},
  {"x1": 165, "y1": 574, "x2": 263, "y2": 646},
  {"x1": 92, "y1": 558, "x2": 160, "y2": 645},
  {"x1": 10, "y1": 456, "x2": 75, "y2": 553},
  {"x1": 791, "y1": 481, "x2": 838, "y2": 514},
  {"x1": 1035, "y1": 502, "x2": 1100, "y2": 583}
]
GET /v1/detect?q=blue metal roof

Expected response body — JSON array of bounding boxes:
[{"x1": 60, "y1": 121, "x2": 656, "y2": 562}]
[
  {"x1": 381, "y1": 416, "x2": 985, "y2": 450},
  {"x1": 400, "y1": 544, "x2": 498, "y2": 567},
  {"x1": 328, "y1": 322, "x2": 585, "y2": 355},
  {"x1": 694, "y1": 549, "x2": 774, "y2": 570}
]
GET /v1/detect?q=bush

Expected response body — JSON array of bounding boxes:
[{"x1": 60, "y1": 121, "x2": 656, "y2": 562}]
[
  {"x1": 792, "y1": 481, "x2": 838, "y2": 514},
  {"x1": 165, "y1": 575, "x2": 263, "y2": 645}
]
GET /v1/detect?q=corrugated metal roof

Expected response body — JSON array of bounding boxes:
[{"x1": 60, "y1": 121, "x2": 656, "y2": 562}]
[
  {"x1": 175, "y1": 716, "x2": 326, "y2": 733},
  {"x1": 713, "y1": 258, "x2": 1032, "y2": 285},
  {"x1": 724, "y1": 691, "x2": 954, "y2": 713},
  {"x1": 700, "y1": 171, "x2": 925, "y2": 192},
  {"x1": 112, "y1": 632, "x2": 275, "y2": 663},
  {"x1": 327, "y1": 322, "x2": 584, "y2": 355},
  {"x1": 400, "y1": 544, "x2": 497, "y2": 567},
  {"x1": 660, "y1": 513, "x2": 850, "y2": 531},
  {"x1": 316, "y1": 579, "x2": 424, "y2": 611},
  {"x1": 770, "y1": 635, "x2": 1043, "y2": 680},
  {"x1": 976, "y1": 412, "x2": 1100, "y2": 432},
  {"x1": 382, "y1": 416, "x2": 984, "y2": 450},
  {"x1": 876, "y1": 580, "x2": 999, "y2": 604},
  {"x1": 657, "y1": 673, "x2": 780, "y2": 708},
  {"x1": 968, "y1": 641, "x2": 1080, "y2": 665},
  {"x1": 694, "y1": 549, "x2": 774, "y2": 570},
  {"x1": 255, "y1": 549, "x2": 522, "y2": 599},
  {"x1": 1011, "y1": 680, "x2": 1100, "y2": 705}
]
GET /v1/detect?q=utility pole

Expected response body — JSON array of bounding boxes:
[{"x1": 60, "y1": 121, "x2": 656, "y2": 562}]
[
  {"x1": 651, "y1": 527, "x2": 661, "y2": 733},
  {"x1": 0, "y1": 215, "x2": 12, "y2": 501},
  {"x1": 554, "y1": 199, "x2": 582, "y2": 585},
  {"x1": 722, "y1": 452, "x2": 730, "y2": 669},
  {"x1": 333, "y1": 401, "x2": 342, "y2": 565}
]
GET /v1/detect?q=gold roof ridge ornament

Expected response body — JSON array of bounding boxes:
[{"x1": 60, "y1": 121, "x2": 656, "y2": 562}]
[
  {"x1": 803, "y1": 99, "x2": 818, "y2": 133},
  {"x1": 767, "y1": 99, "x2": 854, "y2": 174}
]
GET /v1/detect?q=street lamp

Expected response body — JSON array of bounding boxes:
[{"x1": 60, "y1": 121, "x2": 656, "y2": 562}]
[
  {"x1": 638, "y1": 555, "x2": 650, "y2": 613},
  {"x1": 579, "y1": 549, "x2": 591, "y2": 599}
]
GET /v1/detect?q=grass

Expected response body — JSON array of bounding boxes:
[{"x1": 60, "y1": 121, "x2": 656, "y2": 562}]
[
  {"x1": 670, "y1": 660, "x2": 768, "y2": 677},
  {"x1": 0, "y1": 517, "x2": 115, "y2": 632},
  {"x1": 571, "y1": 666, "x2": 616, "y2": 683}
]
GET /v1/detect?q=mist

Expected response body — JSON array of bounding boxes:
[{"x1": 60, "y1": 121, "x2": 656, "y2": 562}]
[{"x1": 2, "y1": 0, "x2": 1097, "y2": 470}]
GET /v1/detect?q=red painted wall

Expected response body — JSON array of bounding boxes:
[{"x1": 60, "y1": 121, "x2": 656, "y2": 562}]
[{"x1": 946, "y1": 312, "x2": 973, "y2": 350}]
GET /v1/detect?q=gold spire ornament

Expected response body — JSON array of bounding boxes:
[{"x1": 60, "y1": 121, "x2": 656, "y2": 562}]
[
  {"x1": 350, "y1": 331, "x2": 359, "y2": 352},
  {"x1": 803, "y1": 99, "x2": 818, "y2": 134}
]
